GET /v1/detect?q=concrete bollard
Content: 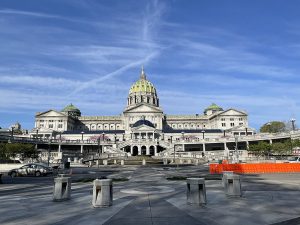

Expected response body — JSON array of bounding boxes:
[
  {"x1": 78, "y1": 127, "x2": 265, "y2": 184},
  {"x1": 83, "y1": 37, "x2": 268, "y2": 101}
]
[
  {"x1": 187, "y1": 178, "x2": 206, "y2": 205},
  {"x1": 163, "y1": 159, "x2": 168, "y2": 165},
  {"x1": 103, "y1": 159, "x2": 108, "y2": 166},
  {"x1": 92, "y1": 179, "x2": 113, "y2": 207},
  {"x1": 222, "y1": 171, "x2": 234, "y2": 188},
  {"x1": 121, "y1": 160, "x2": 124, "y2": 165},
  {"x1": 142, "y1": 159, "x2": 146, "y2": 165},
  {"x1": 53, "y1": 174, "x2": 71, "y2": 201},
  {"x1": 225, "y1": 174, "x2": 242, "y2": 197}
]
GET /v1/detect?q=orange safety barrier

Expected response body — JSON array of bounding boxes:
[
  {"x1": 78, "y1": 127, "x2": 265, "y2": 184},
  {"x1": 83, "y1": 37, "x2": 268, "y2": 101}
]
[{"x1": 209, "y1": 163, "x2": 300, "y2": 174}]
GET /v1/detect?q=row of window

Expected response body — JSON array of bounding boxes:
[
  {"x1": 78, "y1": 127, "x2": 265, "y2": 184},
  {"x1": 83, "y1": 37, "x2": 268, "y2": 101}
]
[
  {"x1": 171, "y1": 124, "x2": 206, "y2": 129},
  {"x1": 220, "y1": 118, "x2": 243, "y2": 121},
  {"x1": 221, "y1": 122, "x2": 244, "y2": 127},
  {"x1": 39, "y1": 119, "x2": 63, "y2": 123}
]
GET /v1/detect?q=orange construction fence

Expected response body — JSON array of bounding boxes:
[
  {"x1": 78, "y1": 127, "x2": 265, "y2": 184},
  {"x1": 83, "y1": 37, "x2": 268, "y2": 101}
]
[{"x1": 209, "y1": 163, "x2": 300, "y2": 174}]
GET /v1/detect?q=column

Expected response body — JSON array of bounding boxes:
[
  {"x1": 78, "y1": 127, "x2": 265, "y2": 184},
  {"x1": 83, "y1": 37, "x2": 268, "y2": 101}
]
[
  {"x1": 202, "y1": 143, "x2": 206, "y2": 153},
  {"x1": 139, "y1": 132, "x2": 141, "y2": 140},
  {"x1": 146, "y1": 146, "x2": 150, "y2": 155},
  {"x1": 138, "y1": 146, "x2": 141, "y2": 155},
  {"x1": 182, "y1": 143, "x2": 185, "y2": 151},
  {"x1": 153, "y1": 131, "x2": 155, "y2": 140},
  {"x1": 80, "y1": 145, "x2": 83, "y2": 154},
  {"x1": 58, "y1": 144, "x2": 61, "y2": 153},
  {"x1": 246, "y1": 141, "x2": 249, "y2": 150},
  {"x1": 130, "y1": 146, "x2": 133, "y2": 155},
  {"x1": 154, "y1": 146, "x2": 157, "y2": 156}
]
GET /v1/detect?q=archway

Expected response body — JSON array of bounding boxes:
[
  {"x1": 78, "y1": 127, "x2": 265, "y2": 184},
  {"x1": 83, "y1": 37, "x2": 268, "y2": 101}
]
[
  {"x1": 132, "y1": 146, "x2": 138, "y2": 156},
  {"x1": 141, "y1": 146, "x2": 147, "y2": 155},
  {"x1": 149, "y1": 146, "x2": 155, "y2": 156}
]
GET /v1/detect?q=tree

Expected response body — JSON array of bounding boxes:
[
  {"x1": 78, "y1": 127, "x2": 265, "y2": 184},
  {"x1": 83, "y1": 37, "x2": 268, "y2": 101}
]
[
  {"x1": 271, "y1": 142, "x2": 290, "y2": 158},
  {"x1": 260, "y1": 121, "x2": 286, "y2": 133},
  {"x1": 249, "y1": 141, "x2": 272, "y2": 158}
]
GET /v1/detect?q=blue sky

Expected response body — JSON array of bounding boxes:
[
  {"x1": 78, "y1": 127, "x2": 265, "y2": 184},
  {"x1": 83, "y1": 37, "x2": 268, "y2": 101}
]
[{"x1": 0, "y1": 0, "x2": 299, "y2": 130}]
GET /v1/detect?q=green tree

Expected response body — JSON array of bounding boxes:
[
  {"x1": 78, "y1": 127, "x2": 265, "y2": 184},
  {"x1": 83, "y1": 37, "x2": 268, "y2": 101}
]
[
  {"x1": 260, "y1": 121, "x2": 286, "y2": 133},
  {"x1": 271, "y1": 142, "x2": 290, "y2": 158},
  {"x1": 249, "y1": 141, "x2": 272, "y2": 158}
]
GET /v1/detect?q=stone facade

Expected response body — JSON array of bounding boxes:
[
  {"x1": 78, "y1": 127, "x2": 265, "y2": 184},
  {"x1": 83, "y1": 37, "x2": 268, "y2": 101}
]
[{"x1": 31, "y1": 68, "x2": 254, "y2": 156}]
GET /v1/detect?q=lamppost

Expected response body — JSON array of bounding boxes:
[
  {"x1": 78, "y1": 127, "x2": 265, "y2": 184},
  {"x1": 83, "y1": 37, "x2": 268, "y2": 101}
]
[
  {"x1": 102, "y1": 132, "x2": 105, "y2": 154},
  {"x1": 291, "y1": 118, "x2": 296, "y2": 131},
  {"x1": 245, "y1": 128, "x2": 248, "y2": 136},
  {"x1": 47, "y1": 139, "x2": 51, "y2": 166},
  {"x1": 11, "y1": 127, "x2": 14, "y2": 140},
  {"x1": 201, "y1": 130, "x2": 205, "y2": 139},
  {"x1": 81, "y1": 131, "x2": 84, "y2": 142},
  {"x1": 235, "y1": 135, "x2": 239, "y2": 163},
  {"x1": 35, "y1": 129, "x2": 39, "y2": 150}
]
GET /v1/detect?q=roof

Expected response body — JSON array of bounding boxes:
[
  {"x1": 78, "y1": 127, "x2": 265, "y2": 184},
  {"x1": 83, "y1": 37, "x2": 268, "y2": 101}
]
[
  {"x1": 132, "y1": 119, "x2": 155, "y2": 128},
  {"x1": 129, "y1": 67, "x2": 157, "y2": 95},
  {"x1": 62, "y1": 103, "x2": 81, "y2": 113},
  {"x1": 204, "y1": 103, "x2": 223, "y2": 112}
]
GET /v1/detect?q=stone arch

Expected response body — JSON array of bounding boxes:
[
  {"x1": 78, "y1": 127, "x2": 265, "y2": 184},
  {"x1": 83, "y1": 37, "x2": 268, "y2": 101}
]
[
  {"x1": 149, "y1": 146, "x2": 155, "y2": 156},
  {"x1": 141, "y1": 146, "x2": 147, "y2": 155},
  {"x1": 132, "y1": 146, "x2": 138, "y2": 156}
]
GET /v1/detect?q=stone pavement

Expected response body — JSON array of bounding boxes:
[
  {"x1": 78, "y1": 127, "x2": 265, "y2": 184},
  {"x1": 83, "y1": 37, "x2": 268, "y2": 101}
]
[{"x1": 1, "y1": 165, "x2": 300, "y2": 225}]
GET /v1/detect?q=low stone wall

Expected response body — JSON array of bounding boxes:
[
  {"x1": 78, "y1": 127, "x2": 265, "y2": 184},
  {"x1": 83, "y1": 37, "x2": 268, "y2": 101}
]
[{"x1": 0, "y1": 164, "x2": 24, "y2": 172}]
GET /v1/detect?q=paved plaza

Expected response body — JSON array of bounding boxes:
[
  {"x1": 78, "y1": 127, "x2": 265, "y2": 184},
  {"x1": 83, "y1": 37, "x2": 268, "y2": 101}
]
[{"x1": 1, "y1": 165, "x2": 300, "y2": 225}]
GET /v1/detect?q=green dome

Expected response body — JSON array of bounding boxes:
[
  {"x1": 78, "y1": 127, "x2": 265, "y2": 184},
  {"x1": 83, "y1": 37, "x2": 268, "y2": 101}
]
[
  {"x1": 204, "y1": 103, "x2": 223, "y2": 113},
  {"x1": 129, "y1": 67, "x2": 157, "y2": 95},
  {"x1": 62, "y1": 103, "x2": 81, "y2": 113}
]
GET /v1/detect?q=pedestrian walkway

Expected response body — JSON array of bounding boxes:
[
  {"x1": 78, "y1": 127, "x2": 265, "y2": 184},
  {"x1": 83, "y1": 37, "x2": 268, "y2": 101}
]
[{"x1": 104, "y1": 195, "x2": 206, "y2": 225}]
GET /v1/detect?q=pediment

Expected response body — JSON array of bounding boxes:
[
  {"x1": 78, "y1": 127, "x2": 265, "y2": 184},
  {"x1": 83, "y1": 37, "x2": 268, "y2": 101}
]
[
  {"x1": 218, "y1": 109, "x2": 247, "y2": 116},
  {"x1": 131, "y1": 124, "x2": 156, "y2": 131},
  {"x1": 36, "y1": 110, "x2": 67, "y2": 117},
  {"x1": 124, "y1": 103, "x2": 163, "y2": 114}
]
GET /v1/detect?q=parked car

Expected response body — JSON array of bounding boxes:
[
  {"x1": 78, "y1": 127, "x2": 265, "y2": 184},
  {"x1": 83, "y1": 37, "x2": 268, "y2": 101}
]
[
  {"x1": 287, "y1": 156, "x2": 300, "y2": 163},
  {"x1": 8, "y1": 163, "x2": 53, "y2": 177}
]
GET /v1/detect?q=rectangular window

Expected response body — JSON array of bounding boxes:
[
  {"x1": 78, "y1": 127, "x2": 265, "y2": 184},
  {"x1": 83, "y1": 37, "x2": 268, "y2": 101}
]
[
  {"x1": 49, "y1": 120, "x2": 54, "y2": 122},
  {"x1": 239, "y1": 118, "x2": 243, "y2": 121},
  {"x1": 230, "y1": 123, "x2": 234, "y2": 127},
  {"x1": 230, "y1": 118, "x2": 234, "y2": 121},
  {"x1": 58, "y1": 120, "x2": 63, "y2": 122},
  {"x1": 221, "y1": 118, "x2": 225, "y2": 121},
  {"x1": 222, "y1": 123, "x2": 226, "y2": 127},
  {"x1": 239, "y1": 123, "x2": 243, "y2": 126},
  {"x1": 49, "y1": 124, "x2": 53, "y2": 128},
  {"x1": 40, "y1": 120, "x2": 44, "y2": 122},
  {"x1": 58, "y1": 124, "x2": 63, "y2": 128}
]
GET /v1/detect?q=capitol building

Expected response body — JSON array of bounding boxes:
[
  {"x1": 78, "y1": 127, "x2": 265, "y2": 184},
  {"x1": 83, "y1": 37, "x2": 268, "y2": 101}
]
[{"x1": 31, "y1": 68, "x2": 254, "y2": 158}]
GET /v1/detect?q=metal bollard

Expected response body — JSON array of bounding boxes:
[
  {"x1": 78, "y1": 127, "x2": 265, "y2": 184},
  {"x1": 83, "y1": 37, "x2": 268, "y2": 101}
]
[
  {"x1": 225, "y1": 174, "x2": 242, "y2": 197},
  {"x1": 187, "y1": 178, "x2": 206, "y2": 205},
  {"x1": 142, "y1": 159, "x2": 146, "y2": 165},
  {"x1": 222, "y1": 171, "x2": 234, "y2": 187},
  {"x1": 92, "y1": 179, "x2": 113, "y2": 207},
  {"x1": 53, "y1": 174, "x2": 71, "y2": 201}
]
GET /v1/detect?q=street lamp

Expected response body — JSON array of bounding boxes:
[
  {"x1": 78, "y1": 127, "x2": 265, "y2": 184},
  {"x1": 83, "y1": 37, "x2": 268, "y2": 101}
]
[
  {"x1": 35, "y1": 129, "x2": 39, "y2": 150},
  {"x1": 81, "y1": 131, "x2": 84, "y2": 142},
  {"x1": 201, "y1": 130, "x2": 205, "y2": 139},
  {"x1": 235, "y1": 135, "x2": 239, "y2": 163},
  {"x1": 291, "y1": 118, "x2": 296, "y2": 131},
  {"x1": 11, "y1": 127, "x2": 14, "y2": 140},
  {"x1": 47, "y1": 139, "x2": 51, "y2": 166}
]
